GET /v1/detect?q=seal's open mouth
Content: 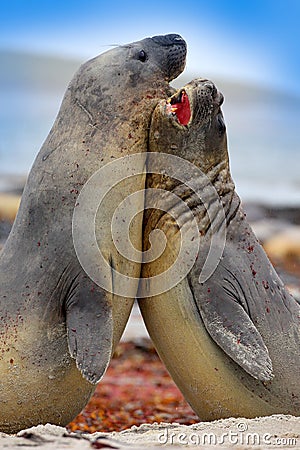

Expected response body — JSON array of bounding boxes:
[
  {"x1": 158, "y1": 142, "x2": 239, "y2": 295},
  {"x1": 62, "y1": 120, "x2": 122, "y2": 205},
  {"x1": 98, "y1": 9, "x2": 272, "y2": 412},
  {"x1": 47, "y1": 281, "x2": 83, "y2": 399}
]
[
  {"x1": 167, "y1": 89, "x2": 191, "y2": 126},
  {"x1": 165, "y1": 80, "x2": 225, "y2": 128}
]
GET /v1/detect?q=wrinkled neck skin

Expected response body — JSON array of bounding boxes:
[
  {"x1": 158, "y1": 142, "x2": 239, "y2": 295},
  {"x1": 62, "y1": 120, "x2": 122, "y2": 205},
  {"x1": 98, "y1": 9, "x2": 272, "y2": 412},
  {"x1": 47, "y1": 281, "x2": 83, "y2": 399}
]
[{"x1": 147, "y1": 101, "x2": 238, "y2": 235}]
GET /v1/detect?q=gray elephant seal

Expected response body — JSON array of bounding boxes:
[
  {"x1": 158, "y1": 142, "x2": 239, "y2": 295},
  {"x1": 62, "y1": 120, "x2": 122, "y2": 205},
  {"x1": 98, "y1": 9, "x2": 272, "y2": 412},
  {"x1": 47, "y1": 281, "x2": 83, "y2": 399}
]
[
  {"x1": 139, "y1": 78, "x2": 300, "y2": 419},
  {"x1": 0, "y1": 34, "x2": 187, "y2": 433}
]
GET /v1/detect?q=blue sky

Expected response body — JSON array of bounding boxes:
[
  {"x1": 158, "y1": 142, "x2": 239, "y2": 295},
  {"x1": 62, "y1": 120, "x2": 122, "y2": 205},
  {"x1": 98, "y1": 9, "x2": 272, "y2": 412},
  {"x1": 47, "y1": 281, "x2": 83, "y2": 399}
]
[{"x1": 1, "y1": 0, "x2": 300, "y2": 93}]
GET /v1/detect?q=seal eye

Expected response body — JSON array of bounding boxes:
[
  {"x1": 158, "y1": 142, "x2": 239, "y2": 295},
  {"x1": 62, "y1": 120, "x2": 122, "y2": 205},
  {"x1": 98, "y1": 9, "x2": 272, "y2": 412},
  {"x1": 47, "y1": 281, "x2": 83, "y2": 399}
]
[
  {"x1": 217, "y1": 113, "x2": 226, "y2": 135},
  {"x1": 138, "y1": 50, "x2": 147, "y2": 62}
]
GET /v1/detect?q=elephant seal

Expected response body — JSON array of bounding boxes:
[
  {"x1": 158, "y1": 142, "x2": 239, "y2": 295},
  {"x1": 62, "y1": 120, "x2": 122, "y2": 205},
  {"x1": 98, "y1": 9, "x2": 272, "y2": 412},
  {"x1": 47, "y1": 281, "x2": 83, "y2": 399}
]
[
  {"x1": 0, "y1": 34, "x2": 187, "y2": 433},
  {"x1": 139, "y1": 78, "x2": 300, "y2": 419}
]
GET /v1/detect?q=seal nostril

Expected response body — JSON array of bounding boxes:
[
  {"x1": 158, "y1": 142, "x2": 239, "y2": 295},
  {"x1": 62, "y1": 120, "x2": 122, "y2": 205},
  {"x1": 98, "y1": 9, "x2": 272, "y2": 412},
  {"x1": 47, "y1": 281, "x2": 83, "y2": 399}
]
[
  {"x1": 204, "y1": 82, "x2": 218, "y2": 98},
  {"x1": 205, "y1": 84, "x2": 213, "y2": 92}
]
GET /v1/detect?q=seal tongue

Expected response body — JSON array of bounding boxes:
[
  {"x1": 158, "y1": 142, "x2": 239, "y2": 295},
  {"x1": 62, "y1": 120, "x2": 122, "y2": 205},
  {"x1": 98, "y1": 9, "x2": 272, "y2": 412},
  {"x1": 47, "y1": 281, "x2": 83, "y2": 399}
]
[{"x1": 170, "y1": 90, "x2": 191, "y2": 125}]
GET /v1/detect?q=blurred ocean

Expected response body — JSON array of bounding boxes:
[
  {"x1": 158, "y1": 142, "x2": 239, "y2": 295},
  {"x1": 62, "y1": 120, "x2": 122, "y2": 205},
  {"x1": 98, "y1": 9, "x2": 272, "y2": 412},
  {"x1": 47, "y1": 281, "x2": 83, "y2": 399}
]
[{"x1": 0, "y1": 50, "x2": 299, "y2": 206}]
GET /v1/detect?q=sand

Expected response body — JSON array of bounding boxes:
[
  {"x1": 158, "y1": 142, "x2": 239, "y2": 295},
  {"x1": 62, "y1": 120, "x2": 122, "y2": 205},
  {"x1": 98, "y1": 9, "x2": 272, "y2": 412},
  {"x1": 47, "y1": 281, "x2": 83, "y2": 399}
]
[{"x1": 0, "y1": 415, "x2": 298, "y2": 449}]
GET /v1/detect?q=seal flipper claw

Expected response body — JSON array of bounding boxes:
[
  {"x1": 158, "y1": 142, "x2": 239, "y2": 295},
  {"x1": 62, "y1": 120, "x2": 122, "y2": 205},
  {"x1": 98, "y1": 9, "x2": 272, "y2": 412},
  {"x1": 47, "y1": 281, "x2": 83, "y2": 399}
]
[{"x1": 66, "y1": 275, "x2": 113, "y2": 384}]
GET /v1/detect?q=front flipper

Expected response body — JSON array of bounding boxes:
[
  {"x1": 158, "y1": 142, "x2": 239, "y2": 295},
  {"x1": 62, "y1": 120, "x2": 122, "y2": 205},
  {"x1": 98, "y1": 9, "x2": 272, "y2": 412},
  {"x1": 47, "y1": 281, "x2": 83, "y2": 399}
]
[
  {"x1": 65, "y1": 273, "x2": 113, "y2": 384},
  {"x1": 189, "y1": 238, "x2": 273, "y2": 382}
]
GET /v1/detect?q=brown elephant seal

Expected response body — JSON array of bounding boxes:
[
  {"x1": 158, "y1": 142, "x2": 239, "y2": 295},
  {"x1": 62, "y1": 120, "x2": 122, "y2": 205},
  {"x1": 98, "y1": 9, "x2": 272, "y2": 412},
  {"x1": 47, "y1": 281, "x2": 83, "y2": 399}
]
[
  {"x1": 139, "y1": 78, "x2": 300, "y2": 419},
  {"x1": 0, "y1": 34, "x2": 187, "y2": 433}
]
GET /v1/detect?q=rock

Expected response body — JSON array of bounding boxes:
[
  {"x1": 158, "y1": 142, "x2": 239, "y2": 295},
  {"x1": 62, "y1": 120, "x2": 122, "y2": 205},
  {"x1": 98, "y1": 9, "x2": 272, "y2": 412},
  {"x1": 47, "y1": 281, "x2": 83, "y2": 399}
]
[
  {"x1": 0, "y1": 193, "x2": 20, "y2": 222},
  {"x1": 244, "y1": 202, "x2": 300, "y2": 226},
  {"x1": 243, "y1": 202, "x2": 268, "y2": 222},
  {"x1": 0, "y1": 174, "x2": 26, "y2": 195},
  {"x1": 287, "y1": 285, "x2": 300, "y2": 303},
  {"x1": 250, "y1": 219, "x2": 290, "y2": 243},
  {"x1": 264, "y1": 226, "x2": 300, "y2": 261}
]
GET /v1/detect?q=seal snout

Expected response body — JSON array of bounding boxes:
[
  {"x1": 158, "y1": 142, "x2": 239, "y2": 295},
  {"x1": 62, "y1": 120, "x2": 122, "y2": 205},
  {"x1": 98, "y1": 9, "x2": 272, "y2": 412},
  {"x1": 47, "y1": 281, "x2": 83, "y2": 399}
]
[
  {"x1": 151, "y1": 34, "x2": 186, "y2": 46},
  {"x1": 216, "y1": 90, "x2": 224, "y2": 106},
  {"x1": 165, "y1": 79, "x2": 226, "y2": 129},
  {"x1": 196, "y1": 80, "x2": 224, "y2": 106},
  {"x1": 151, "y1": 34, "x2": 187, "y2": 82}
]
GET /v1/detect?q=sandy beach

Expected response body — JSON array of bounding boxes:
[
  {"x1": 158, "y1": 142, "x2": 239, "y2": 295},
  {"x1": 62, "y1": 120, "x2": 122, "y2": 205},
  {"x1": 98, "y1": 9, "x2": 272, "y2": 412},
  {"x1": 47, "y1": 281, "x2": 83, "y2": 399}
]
[{"x1": 0, "y1": 416, "x2": 298, "y2": 449}]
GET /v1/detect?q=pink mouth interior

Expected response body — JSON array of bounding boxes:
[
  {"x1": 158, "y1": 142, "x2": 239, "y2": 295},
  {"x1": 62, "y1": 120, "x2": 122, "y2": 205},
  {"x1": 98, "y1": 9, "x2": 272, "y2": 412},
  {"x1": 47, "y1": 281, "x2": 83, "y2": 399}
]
[{"x1": 170, "y1": 90, "x2": 191, "y2": 126}]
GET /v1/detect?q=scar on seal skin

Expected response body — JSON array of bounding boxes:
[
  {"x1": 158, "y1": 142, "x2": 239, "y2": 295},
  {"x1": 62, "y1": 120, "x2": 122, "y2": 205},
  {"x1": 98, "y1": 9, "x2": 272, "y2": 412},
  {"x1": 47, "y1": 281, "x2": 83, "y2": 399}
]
[
  {"x1": 0, "y1": 34, "x2": 187, "y2": 433},
  {"x1": 139, "y1": 78, "x2": 300, "y2": 420}
]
